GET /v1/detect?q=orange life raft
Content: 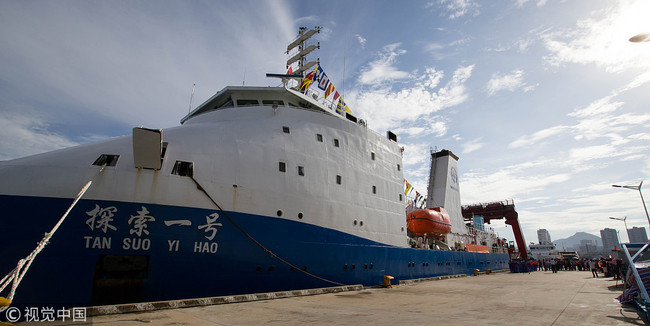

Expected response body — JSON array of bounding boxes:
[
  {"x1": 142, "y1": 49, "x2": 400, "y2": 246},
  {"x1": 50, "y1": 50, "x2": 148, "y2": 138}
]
[{"x1": 406, "y1": 207, "x2": 452, "y2": 236}]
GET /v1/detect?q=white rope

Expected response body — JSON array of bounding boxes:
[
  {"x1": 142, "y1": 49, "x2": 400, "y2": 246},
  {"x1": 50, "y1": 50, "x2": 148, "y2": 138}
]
[{"x1": 0, "y1": 173, "x2": 97, "y2": 311}]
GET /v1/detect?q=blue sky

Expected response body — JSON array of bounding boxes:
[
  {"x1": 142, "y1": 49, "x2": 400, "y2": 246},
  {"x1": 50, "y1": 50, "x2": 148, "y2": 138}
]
[{"x1": 1, "y1": 0, "x2": 649, "y2": 245}]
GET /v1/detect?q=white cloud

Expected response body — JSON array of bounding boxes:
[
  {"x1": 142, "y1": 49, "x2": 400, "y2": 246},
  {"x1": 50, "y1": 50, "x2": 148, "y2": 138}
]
[
  {"x1": 461, "y1": 166, "x2": 571, "y2": 204},
  {"x1": 0, "y1": 110, "x2": 79, "y2": 160},
  {"x1": 485, "y1": 69, "x2": 533, "y2": 96},
  {"x1": 462, "y1": 138, "x2": 484, "y2": 154},
  {"x1": 358, "y1": 43, "x2": 410, "y2": 86},
  {"x1": 542, "y1": 0, "x2": 650, "y2": 73},
  {"x1": 430, "y1": 0, "x2": 480, "y2": 19},
  {"x1": 643, "y1": 158, "x2": 650, "y2": 176},
  {"x1": 509, "y1": 125, "x2": 570, "y2": 148},
  {"x1": 350, "y1": 64, "x2": 473, "y2": 136},
  {"x1": 355, "y1": 34, "x2": 367, "y2": 48}
]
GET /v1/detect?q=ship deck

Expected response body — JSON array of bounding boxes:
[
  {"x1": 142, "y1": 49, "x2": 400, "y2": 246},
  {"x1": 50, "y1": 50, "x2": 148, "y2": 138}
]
[{"x1": 20, "y1": 270, "x2": 645, "y2": 325}]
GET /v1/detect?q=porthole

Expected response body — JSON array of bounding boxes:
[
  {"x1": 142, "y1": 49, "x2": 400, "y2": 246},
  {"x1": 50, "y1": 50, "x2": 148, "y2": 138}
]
[
  {"x1": 298, "y1": 212, "x2": 304, "y2": 219},
  {"x1": 282, "y1": 126, "x2": 290, "y2": 134},
  {"x1": 343, "y1": 264, "x2": 348, "y2": 270},
  {"x1": 372, "y1": 186, "x2": 377, "y2": 194},
  {"x1": 371, "y1": 152, "x2": 375, "y2": 160},
  {"x1": 268, "y1": 266, "x2": 275, "y2": 272},
  {"x1": 279, "y1": 162, "x2": 286, "y2": 172},
  {"x1": 360, "y1": 221, "x2": 364, "y2": 226},
  {"x1": 369, "y1": 263, "x2": 374, "y2": 269},
  {"x1": 317, "y1": 134, "x2": 323, "y2": 142},
  {"x1": 277, "y1": 210, "x2": 283, "y2": 217},
  {"x1": 351, "y1": 264, "x2": 355, "y2": 270},
  {"x1": 354, "y1": 220, "x2": 358, "y2": 226}
]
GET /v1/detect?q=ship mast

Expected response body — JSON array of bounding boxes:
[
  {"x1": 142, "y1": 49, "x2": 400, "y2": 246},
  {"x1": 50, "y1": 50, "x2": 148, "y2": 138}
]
[{"x1": 266, "y1": 26, "x2": 321, "y2": 87}]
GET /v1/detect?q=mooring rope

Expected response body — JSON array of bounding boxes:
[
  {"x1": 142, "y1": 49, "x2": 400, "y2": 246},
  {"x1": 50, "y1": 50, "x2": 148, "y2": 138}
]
[{"x1": 0, "y1": 165, "x2": 105, "y2": 311}]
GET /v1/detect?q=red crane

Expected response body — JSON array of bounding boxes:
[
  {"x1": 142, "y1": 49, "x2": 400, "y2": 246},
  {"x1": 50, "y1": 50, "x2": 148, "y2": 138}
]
[{"x1": 461, "y1": 200, "x2": 527, "y2": 260}]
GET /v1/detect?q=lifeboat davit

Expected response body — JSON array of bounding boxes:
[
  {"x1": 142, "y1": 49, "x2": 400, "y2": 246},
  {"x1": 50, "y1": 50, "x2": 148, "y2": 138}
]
[{"x1": 406, "y1": 207, "x2": 452, "y2": 236}]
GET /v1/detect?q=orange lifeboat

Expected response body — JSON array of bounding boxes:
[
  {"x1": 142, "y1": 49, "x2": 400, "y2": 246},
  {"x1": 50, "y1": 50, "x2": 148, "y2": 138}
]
[{"x1": 406, "y1": 207, "x2": 452, "y2": 236}]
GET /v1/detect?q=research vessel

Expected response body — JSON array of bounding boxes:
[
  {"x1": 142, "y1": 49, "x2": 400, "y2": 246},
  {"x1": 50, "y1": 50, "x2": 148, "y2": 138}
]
[{"x1": 0, "y1": 28, "x2": 510, "y2": 310}]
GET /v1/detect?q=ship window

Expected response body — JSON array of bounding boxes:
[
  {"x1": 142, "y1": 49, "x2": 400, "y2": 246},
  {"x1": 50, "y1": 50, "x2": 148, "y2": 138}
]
[
  {"x1": 171, "y1": 161, "x2": 193, "y2": 177},
  {"x1": 334, "y1": 139, "x2": 340, "y2": 147},
  {"x1": 282, "y1": 126, "x2": 290, "y2": 134},
  {"x1": 222, "y1": 98, "x2": 234, "y2": 108},
  {"x1": 93, "y1": 154, "x2": 120, "y2": 167},
  {"x1": 262, "y1": 100, "x2": 285, "y2": 106},
  {"x1": 316, "y1": 134, "x2": 323, "y2": 142},
  {"x1": 397, "y1": 164, "x2": 401, "y2": 171},
  {"x1": 279, "y1": 162, "x2": 286, "y2": 173},
  {"x1": 298, "y1": 166, "x2": 305, "y2": 176},
  {"x1": 372, "y1": 185, "x2": 377, "y2": 194},
  {"x1": 336, "y1": 175, "x2": 342, "y2": 185},
  {"x1": 213, "y1": 96, "x2": 234, "y2": 110},
  {"x1": 371, "y1": 152, "x2": 375, "y2": 160},
  {"x1": 399, "y1": 194, "x2": 403, "y2": 201},
  {"x1": 236, "y1": 99, "x2": 259, "y2": 106}
]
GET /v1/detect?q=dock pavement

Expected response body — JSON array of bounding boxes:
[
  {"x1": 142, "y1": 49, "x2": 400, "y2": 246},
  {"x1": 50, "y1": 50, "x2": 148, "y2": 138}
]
[{"x1": 18, "y1": 269, "x2": 647, "y2": 325}]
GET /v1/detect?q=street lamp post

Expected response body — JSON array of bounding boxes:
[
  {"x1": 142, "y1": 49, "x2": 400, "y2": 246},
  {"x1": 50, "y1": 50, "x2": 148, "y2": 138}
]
[
  {"x1": 609, "y1": 216, "x2": 629, "y2": 242},
  {"x1": 612, "y1": 181, "x2": 650, "y2": 229}
]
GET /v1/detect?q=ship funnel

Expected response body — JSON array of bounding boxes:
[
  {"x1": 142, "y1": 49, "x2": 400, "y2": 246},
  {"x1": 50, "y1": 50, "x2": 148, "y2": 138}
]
[{"x1": 426, "y1": 150, "x2": 464, "y2": 241}]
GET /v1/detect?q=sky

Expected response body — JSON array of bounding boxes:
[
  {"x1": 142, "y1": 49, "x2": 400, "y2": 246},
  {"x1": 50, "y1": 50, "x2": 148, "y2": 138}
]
[{"x1": 1, "y1": 0, "x2": 650, "y2": 246}]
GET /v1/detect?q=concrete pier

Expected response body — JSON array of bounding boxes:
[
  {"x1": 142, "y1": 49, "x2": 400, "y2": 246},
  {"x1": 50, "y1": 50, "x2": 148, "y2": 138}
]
[{"x1": 19, "y1": 270, "x2": 647, "y2": 325}]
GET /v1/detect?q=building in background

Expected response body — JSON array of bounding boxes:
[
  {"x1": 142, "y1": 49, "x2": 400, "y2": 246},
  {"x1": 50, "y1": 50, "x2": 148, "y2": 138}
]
[
  {"x1": 628, "y1": 227, "x2": 649, "y2": 243},
  {"x1": 600, "y1": 228, "x2": 620, "y2": 251},
  {"x1": 537, "y1": 229, "x2": 552, "y2": 244},
  {"x1": 579, "y1": 239, "x2": 597, "y2": 254}
]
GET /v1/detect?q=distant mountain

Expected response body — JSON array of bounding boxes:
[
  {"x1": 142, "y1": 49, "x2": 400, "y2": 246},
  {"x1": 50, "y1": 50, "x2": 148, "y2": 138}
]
[{"x1": 553, "y1": 232, "x2": 602, "y2": 250}]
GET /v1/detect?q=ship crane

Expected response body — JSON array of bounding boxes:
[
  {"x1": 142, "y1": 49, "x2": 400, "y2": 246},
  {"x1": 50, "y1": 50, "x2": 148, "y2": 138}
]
[{"x1": 461, "y1": 200, "x2": 527, "y2": 260}]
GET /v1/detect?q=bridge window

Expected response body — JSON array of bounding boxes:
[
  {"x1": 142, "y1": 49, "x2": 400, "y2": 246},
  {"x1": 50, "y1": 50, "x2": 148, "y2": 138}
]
[{"x1": 236, "y1": 99, "x2": 259, "y2": 106}]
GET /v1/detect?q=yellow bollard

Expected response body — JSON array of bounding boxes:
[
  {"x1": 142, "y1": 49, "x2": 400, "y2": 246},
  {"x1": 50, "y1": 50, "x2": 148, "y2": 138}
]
[
  {"x1": 0, "y1": 297, "x2": 10, "y2": 307},
  {"x1": 473, "y1": 269, "x2": 479, "y2": 276},
  {"x1": 383, "y1": 275, "x2": 394, "y2": 288}
]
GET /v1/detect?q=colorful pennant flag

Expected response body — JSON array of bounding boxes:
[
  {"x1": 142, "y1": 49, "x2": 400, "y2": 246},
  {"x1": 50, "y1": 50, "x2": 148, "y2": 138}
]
[
  {"x1": 299, "y1": 67, "x2": 317, "y2": 94},
  {"x1": 405, "y1": 180, "x2": 413, "y2": 195},
  {"x1": 316, "y1": 66, "x2": 330, "y2": 90},
  {"x1": 324, "y1": 83, "x2": 335, "y2": 98},
  {"x1": 335, "y1": 98, "x2": 344, "y2": 115}
]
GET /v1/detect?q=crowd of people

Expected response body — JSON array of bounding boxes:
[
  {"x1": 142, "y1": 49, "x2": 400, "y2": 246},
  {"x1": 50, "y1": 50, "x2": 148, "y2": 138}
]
[{"x1": 508, "y1": 257, "x2": 626, "y2": 279}]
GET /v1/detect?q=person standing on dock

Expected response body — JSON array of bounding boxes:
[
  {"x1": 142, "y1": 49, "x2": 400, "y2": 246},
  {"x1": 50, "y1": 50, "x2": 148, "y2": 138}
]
[{"x1": 589, "y1": 260, "x2": 599, "y2": 278}]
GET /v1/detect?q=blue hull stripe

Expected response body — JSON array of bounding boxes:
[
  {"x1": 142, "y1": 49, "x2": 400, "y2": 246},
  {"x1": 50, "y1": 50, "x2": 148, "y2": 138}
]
[{"x1": 0, "y1": 195, "x2": 509, "y2": 308}]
